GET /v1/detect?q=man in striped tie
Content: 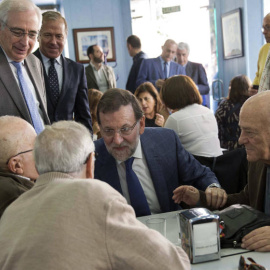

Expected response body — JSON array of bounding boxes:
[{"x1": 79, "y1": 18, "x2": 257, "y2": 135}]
[{"x1": 0, "y1": 0, "x2": 50, "y2": 133}]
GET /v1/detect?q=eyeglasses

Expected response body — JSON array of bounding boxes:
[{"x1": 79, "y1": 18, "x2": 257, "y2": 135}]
[
  {"x1": 2, "y1": 21, "x2": 38, "y2": 40},
  {"x1": 239, "y1": 256, "x2": 266, "y2": 270},
  {"x1": 6, "y1": 149, "x2": 33, "y2": 165},
  {"x1": 262, "y1": 25, "x2": 270, "y2": 32},
  {"x1": 100, "y1": 121, "x2": 138, "y2": 137}
]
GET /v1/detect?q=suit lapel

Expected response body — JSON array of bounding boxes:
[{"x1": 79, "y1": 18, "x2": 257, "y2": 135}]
[
  {"x1": 154, "y1": 57, "x2": 164, "y2": 79},
  {"x1": 88, "y1": 65, "x2": 98, "y2": 88},
  {"x1": 0, "y1": 48, "x2": 32, "y2": 122},
  {"x1": 141, "y1": 131, "x2": 171, "y2": 212},
  {"x1": 185, "y1": 62, "x2": 192, "y2": 77},
  {"x1": 57, "y1": 55, "x2": 69, "y2": 106}
]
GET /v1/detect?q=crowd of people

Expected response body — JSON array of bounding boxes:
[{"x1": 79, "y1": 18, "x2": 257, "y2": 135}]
[{"x1": 1, "y1": 0, "x2": 270, "y2": 268}]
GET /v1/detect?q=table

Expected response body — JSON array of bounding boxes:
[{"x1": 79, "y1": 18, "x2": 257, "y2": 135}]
[{"x1": 138, "y1": 211, "x2": 270, "y2": 269}]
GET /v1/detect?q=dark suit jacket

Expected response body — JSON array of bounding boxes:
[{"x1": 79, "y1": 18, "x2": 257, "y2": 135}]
[
  {"x1": 34, "y1": 49, "x2": 92, "y2": 133},
  {"x1": 85, "y1": 64, "x2": 116, "y2": 90},
  {"x1": 185, "y1": 61, "x2": 210, "y2": 107},
  {"x1": 94, "y1": 127, "x2": 220, "y2": 213},
  {"x1": 0, "y1": 171, "x2": 33, "y2": 219},
  {"x1": 0, "y1": 47, "x2": 50, "y2": 126},
  {"x1": 136, "y1": 57, "x2": 185, "y2": 90},
  {"x1": 126, "y1": 51, "x2": 147, "y2": 93}
]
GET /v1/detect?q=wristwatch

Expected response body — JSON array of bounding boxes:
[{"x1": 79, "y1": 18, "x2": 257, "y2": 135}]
[{"x1": 207, "y1": 183, "x2": 221, "y2": 189}]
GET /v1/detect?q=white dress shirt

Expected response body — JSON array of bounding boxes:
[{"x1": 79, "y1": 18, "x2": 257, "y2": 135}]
[
  {"x1": 116, "y1": 140, "x2": 162, "y2": 214},
  {"x1": 90, "y1": 62, "x2": 108, "y2": 93}
]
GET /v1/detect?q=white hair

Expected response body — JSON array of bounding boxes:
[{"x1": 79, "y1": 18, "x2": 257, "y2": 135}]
[
  {"x1": 177, "y1": 42, "x2": 190, "y2": 54},
  {"x1": 34, "y1": 121, "x2": 94, "y2": 175},
  {"x1": 0, "y1": 0, "x2": 42, "y2": 29}
]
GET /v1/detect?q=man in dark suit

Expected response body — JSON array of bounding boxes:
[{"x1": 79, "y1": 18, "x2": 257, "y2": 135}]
[
  {"x1": 176, "y1": 42, "x2": 210, "y2": 107},
  {"x1": 126, "y1": 35, "x2": 147, "y2": 93},
  {"x1": 94, "y1": 89, "x2": 226, "y2": 217},
  {"x1": 136, "y1": 39, "x2": 184, "y2": 91},
  {"x1": 34, "y1": 11, "x2": 92, "y2": 133},
  {"x1": 0, "y1": 0, "x2": 50, "y2": 134}
]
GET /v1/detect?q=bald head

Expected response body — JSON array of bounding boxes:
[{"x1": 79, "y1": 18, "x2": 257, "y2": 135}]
[
  {"x1": 262, "y1": 13, "x2": 270, "y2": 43},
  {"x1": 161, "y1": 39, "x2": 177, "y2": 62},
  {"x1": 0, "y1": 116, "x2": 38, "y2": 179},
  {"x1": 239, "y1": 91, "x2": 270, "y2": 163}
]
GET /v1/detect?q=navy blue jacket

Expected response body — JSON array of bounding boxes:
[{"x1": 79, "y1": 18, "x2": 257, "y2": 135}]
[{"x1": 126, "y1": 51, "x2": 147, "y2": 93}]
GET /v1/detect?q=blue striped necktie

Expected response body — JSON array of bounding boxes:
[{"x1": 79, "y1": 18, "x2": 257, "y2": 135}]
[
  {"x1": 125, "y1": 157, "x2": 151, "y2": 217},
  {"x1": 12, "y1": 61, "x2": 44, "y2": 134}
]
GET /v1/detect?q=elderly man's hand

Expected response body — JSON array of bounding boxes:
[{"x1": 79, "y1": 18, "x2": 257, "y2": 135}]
[
  {"x1": 172, "y1": 185, "x2": 200, "y2": 206},
  {"x1": 205, "y1": 187, "x2": 227, "y2": 209},
  {"x1": 241, "y1": 226, "x2": 270, "y2": 251}
]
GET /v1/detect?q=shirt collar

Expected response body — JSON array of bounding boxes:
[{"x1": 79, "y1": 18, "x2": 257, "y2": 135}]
[{"x1": 40, "y1": 51, "x2": 62, "y2": 66}]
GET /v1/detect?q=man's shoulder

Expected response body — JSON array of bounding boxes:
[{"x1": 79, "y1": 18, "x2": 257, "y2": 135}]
[
  {"x1": 187, "y1": 61, "x2": 203, "y2": 68},
  {"x1": 63, "y1": 56, "x2": 84, "y2": 69},
  {"x1": 142, "y1": 127, "x2": 177, "y2": 141},
  {"x1": 103, "y1": 64, "x2": 114, "y2": 72}
]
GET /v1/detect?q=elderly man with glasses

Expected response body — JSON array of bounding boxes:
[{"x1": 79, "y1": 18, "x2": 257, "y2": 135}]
[
  {"x1": 0, "y1": 0, "x2": 50, "y2": 134},
  {"x1": 0, "y1": 116, "x2": 37, "y2": 218},
  {"x1": 94, "y1": 88, "x2": 227, "y2": 217}
]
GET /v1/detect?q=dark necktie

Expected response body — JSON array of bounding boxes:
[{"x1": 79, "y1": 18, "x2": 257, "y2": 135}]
[
  {"x1": 11, "y1": 61, "x2": 44, "y2": 134},
  {"x1": 48, "y1": 58, "x2": 60, "y2": 105},
  {"x1": 125, "y1": 157, "x2": 151, "y2": 217},
  {"x1": 164, "y1": 61, "x2": 168, "y2": 79},
  {"x1": 265, "y1": 167, "x2": 270, "y2": 215}
]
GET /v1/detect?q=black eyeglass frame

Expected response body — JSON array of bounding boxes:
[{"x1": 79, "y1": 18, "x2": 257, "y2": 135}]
[{"x1": 6, "y1": 149, "x2": 33, "y2": 165}]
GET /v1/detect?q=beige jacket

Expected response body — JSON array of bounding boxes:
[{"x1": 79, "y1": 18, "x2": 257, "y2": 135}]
[{"x1": 0, "y1": 172, "x2": 190, "y2": 270}]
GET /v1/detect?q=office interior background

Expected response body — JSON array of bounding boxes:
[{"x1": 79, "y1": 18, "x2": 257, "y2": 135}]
[{"x1": 23, "y1": 0, "x2": 270, "y2": 109}]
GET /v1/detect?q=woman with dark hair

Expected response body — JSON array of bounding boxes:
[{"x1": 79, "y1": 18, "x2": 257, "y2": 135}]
[
  {"x1": 161, "y1": 75, "x2": 222, "y2": 157},
  {"x1": 134, "y1": 82, "x2": 169, "y2": 127},
  {"x1": 215, "y1": 75, "x2": 251, "y2": 150},
  {"x1": 88, "y1": 89, "x2": 103, "y2": 140}
]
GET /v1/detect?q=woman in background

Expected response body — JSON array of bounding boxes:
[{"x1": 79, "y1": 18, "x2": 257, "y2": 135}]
[
  {"x1": 161, "y1": 75, "x2": 222, "y2": 157},
  {"x1": 134, "y1": 82, "x2": 169, "y2": 127},
  {"x1": 215, "y1": 75, "x2": 251, "y2": 150},
  {"x1": 88, "y1": 89, "x2": 103, "y2": 140}
]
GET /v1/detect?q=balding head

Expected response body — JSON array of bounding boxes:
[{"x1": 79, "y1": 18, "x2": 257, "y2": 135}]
[
  {"x1": 161, "y1": 39, "x2": 177, "y2": 62},
  {"x1": 262, "y1": 13, "x2": 270, "y2": 43},
  {"x1": 239, "y1": 91, "x2": 270, "y2": 163},
  {"x1": 0, "y1": 116, "x2": 38, "y2": 180}
]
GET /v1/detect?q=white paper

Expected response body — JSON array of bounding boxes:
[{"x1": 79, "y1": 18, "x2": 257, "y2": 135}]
[{"x1": 193, "y1": 222, "x2": 218, "y2": 256}]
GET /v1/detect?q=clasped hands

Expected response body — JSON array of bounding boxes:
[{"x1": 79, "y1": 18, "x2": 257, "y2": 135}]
[{"x1": 172, "y1": 185, "x2": 227, "y2": 209}]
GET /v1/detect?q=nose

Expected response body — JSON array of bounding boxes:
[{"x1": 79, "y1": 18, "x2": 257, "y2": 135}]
[
  {"x1": 141, "y1": 99, "x2": 146, "y2": 106},
  {"x1": 20, "y1": 34, "x2": 30, "y2": 45},
  {"x1": 112, "y1": 131, "x2": 124, "y2": 145},
  {"x1": 238, "y1": 131, "x2": 248, "y2": 145}
]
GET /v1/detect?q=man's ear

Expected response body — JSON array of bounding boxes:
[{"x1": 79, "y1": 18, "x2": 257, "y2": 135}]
[
  {"x1": 139, "y1": 116, "x2": 145, "y2": 135},
  {"x1": 7, "y1": 157, "x2": 24, "y2": 175},
  {"x1": 86, "y1": 152, "x2": 95, "y2": 179}
]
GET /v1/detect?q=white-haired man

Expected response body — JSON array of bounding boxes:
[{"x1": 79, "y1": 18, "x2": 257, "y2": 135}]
[
  {"x1": 0, "y1": 120, "x2": 190, "y2": 270},
  {"x1": 0, "y1": 0, "x2": 50, "y2": 134},
  {"x1": 176, "y1": 42, "x2": 210, "y2": 107},
  {"x1": 0, "y1": 115, "x2": 37, "y2": 218}
]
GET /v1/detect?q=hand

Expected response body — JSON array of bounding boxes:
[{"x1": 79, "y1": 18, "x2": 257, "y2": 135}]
[
  {"x1": 155, "y1": 79, "x2": 165, "y2": 88},
  {"x1": 205, "y1": 187, "x2": 227, "y2": 209},
  {"x1": 248, "y1": 87, "x2": 258, "y2": 96},
  {"x1": 155, "y1": 113, "x2": 164, "y2": 127},
  {"x1": 241, "y1": 226, "x2": 270, "y2": 251},
  {"x1": 172, "y1": 185, "x2": 200, "y2": 206}
]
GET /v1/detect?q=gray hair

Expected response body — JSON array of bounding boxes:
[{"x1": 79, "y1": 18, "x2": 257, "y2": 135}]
[
  {"x1": 34, "y1": 121, "x2": 94, "y2": 175},
  {"x1": 177, "y1": 42, "x2": 190, "y2": 54},
  {"x1": 0, "y1": 0, "x2": 42, "y2": 29}
]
